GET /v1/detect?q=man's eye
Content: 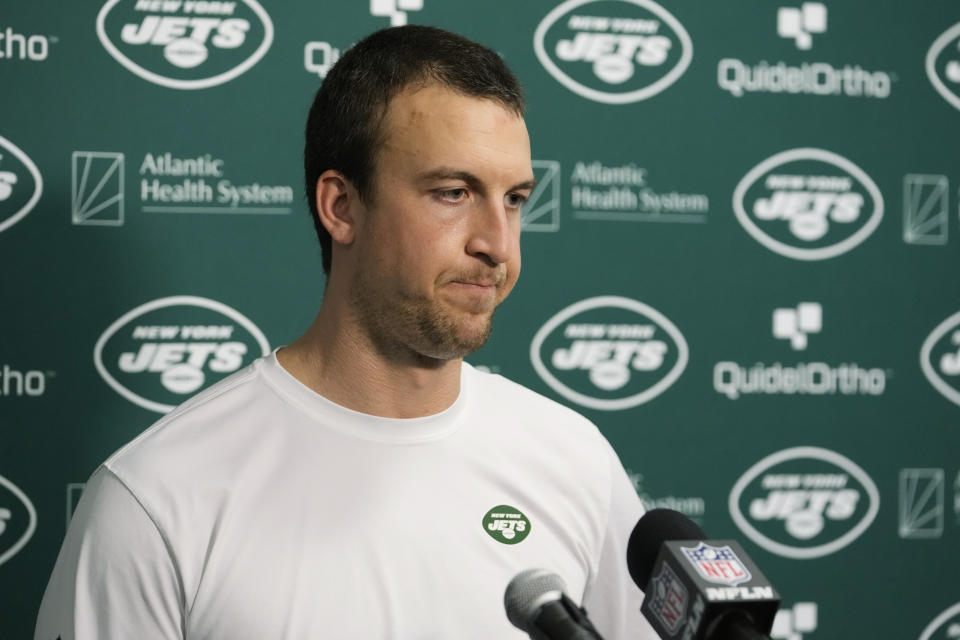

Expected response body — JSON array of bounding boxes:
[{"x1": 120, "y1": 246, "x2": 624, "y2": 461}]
[
  {"x1": 505, "y1": 193, "x2": 528, "y2": 209},
  {"x1": 437, "y1": 188, "x2": 467, "y2": 202}
]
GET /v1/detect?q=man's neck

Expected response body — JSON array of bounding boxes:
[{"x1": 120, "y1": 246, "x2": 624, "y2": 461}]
[{"x1": 276, "y1": 299, "x2": 462, "y2": 419}]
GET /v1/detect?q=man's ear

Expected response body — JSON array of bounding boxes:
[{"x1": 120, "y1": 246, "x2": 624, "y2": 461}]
[{"x1": 315, "y1": 170, "x2": 361, "y2": 245}]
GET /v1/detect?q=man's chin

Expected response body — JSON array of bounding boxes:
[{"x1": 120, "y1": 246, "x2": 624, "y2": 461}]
[{"x1": 415, "y1": 314, "x2": 494, "y2": 361}]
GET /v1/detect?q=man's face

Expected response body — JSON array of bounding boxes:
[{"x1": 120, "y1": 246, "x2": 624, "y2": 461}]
[{"x1": 349, "y1": 83, "x2": 534, "y2": 362}]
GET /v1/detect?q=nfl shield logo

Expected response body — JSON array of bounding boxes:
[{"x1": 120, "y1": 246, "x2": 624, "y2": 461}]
[
  {"x1": 680, "y1": 542, "x2": 752, "y2": 587},
  {"x1": 648, "y1": 561, "x2": 688, "y2": 634}
]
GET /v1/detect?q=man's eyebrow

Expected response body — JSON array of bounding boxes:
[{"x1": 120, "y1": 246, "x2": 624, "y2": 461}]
[
  {"x1": 417, "y1": 168, "x2": 482, "y2": 187},
  {"x1": 417, "y1": 168, "x2": 537, "y2": 192},
  {"x1": 511, "y1": 178, "x2": 537, "y2": 192}
]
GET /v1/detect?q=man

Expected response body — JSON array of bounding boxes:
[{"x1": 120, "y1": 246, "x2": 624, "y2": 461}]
[{"x1": 36, "y1": 26, "x2": 657, "y2": 639}]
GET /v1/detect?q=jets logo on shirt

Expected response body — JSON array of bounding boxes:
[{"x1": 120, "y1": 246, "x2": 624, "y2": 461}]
[{"x1": 482, "y1": 505, "x2": 531, "y2": 545}]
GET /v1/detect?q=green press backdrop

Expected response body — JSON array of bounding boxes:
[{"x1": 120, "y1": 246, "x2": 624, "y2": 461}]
[{"x1": 2, "y1": 0, "x2": 960, "y2": 637}]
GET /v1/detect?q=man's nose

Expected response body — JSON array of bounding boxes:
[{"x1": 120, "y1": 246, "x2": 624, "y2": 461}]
[{"x1": 465, "y1": 198, "x2": 518, "y2": 265}]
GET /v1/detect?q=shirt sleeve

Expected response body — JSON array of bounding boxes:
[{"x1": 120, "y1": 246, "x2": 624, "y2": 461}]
[
  {"x1": 34, "y1": 466, "x2": 184, "y2": 640},
  {"x1": 581, "y1": 441, "x2": 660, "y2": 640}
]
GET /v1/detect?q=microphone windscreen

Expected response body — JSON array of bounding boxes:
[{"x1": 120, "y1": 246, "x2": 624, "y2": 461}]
[
  {"x1": 626, "y1": 508, "x2": 707, "y2": 589},
  {"x1": 504, "y1": 568, "x2": 567, "y2": 631}
]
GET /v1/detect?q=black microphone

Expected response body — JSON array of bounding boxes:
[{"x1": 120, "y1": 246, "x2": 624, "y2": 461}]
[
  {"x1": 626, "y1": 509, "x2": 780, "y2": 640},
  {"x1": 504, "y1": 568, "x2": 605, "y2": 640}
]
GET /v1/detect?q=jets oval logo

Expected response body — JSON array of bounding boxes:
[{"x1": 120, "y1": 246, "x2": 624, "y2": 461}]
[
  {"x1": 530, "y1": 296, "x2": 688, "y2": 411},
  {"x1": 96, "y1": 0, "x2": 274, "y2": 90},
  {"x1": 729, "y1": 447, "x2": 879, "y2": 559},
  {"x1": 0, "y1": 473, "x2": 37, "y2": 567},
  {"x1": 920, "y1": 310, "x2": 960, "y2": 407},
  {"x1": 732, "y1": 148, "x2": 884, "y2": 261},
  {"x1": 482, "y1": 505, "x2": 531, "y2": 545},
  {"x1": 0, "y1": 135, "x2": 43, "y2": 234},
  {"x1": 533, "y1": 0, "x2": 693, "y2": 104},
  {"x1": 918, "y1": 602, "x2": 960, "y2": 640},
  {"x1": 926, "y1": 22, "x2": 960, "y2": 111},
  {"x1": 94, "y1": 295, "x2": 270, "y2": 413}
]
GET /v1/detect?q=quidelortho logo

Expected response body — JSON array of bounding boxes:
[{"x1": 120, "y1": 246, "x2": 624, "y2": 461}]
[
  {"x1": 777, "y1": 3, "x2": 826, "y2": 50},
  {"x1": 927, "y1": 23, "x2": 960, "y2": 112},
  {"x1": 773, "y1": 303, "x2": 821, "y2": 351},
  {"x1": 920, "y1": 310, "x2": 960, "y2": 408},
  {"x1": 370, "y1": 0, "x2": 423, "y2": 27},
  {"x1": 919, "y1": 602, "x2": 960, "y2": 640},
  {"x1": 0, "y1": 365, "x2": 50, "y2": 397},
  {"x1": 531, "y1": 296, "x2": 688, "y2": 411},
  {"x1": 0, "y1": 474, "x2": 37, "y2": 567},
  {"x1": 0, "y1": 136, "x2": 42, "y2": 234},
  {"x1": 714, "y1": 303, "x2": 887, "y2": 400},
  {"x1": 533, "y1": 0, "x2": 692, "y2": 104},
  {"x1": 94, "y1": 296, "x2": 270, "y2": 413},
  {"x1": 719, "y1": 4, "x2": 892, "y2": 99},
  {"x1": 729, "y1": 447, "x2": 879, "y2": 559},
  {"x1": 0, "y1": 27, "x2": 55, "y2": 61},
  {"x1": 482, "y1": 505, "x2": 531, "y2": 545},
  {"x1": 304, "y1": 41, "x2": 340, "y2": 79},
  {"x1": 732, "y1": 148, "x2": 883, "y2": 261},
  {"x1": 96, "y1": 0, "x2": 273, "y2": 90}
]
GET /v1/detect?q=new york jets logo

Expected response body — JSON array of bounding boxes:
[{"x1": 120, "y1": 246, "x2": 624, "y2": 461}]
[
  {"x1": 926, "y1": 22, "x2": 960, "y2": 111},
  {"x1": 918, "y1": 602, "x2": 960, "y2": 640},
  {"x1": 94, "y1": 295, "x2": 270, "y2": 413},
  {"x1": 482, "y1": 505, "x2": 531, "y2": 545},
  {"x1": 96, "y1": 0, "x2": 274, "y2": 89},
  {"x1": 732, "y1": 148, "x2": 883, "y2": 260},
  {"x1": 531, "y1": 296, "x2": 688, "y2": 411},
  {"x1": 0, "y1": 473, "x2": 37, "y2": 567},
  {"x1": 533, "y1": 0, "x2": 693, "y2": 104},
  {"x1": 0, "y1": 135, "x2": 43, "y2": 234},
  {"x1": 920, "y1": 310, "x2": 960, "y2": 408},
  {"x1": 729, "y1": 447, "x2": 879, "y2": 559}
]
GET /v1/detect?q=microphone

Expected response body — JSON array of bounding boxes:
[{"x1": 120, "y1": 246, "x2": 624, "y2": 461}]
[
  {"x1": 504, "y1": 568, "x2": 605, "y2": 640},
  {"x1": 626, "y1": 509, "x2": 780, "y2": 640}
]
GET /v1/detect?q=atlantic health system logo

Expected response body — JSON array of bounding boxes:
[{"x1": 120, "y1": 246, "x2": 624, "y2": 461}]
[
  {"x1": 0, "y1": 135, "x2": 42, "y2": 234},
  {"x1": 96, "y1": 0, "x2": 274, "y2": 89},
  {"x1": 94, "y1": 296, "x2": 270, "y2": 413},
  {"x1": 732, "y1": 148, "x2": 883, "y2": 260},
  {"x1": 531, "y1": 296, "x2": 687, "y2": 411},
  {"x1": 729, "y1": 447, "x2": 879, "y2": 559},
  {"x1": 534, "y1": 0, "x2": 692, "y2": 104}
]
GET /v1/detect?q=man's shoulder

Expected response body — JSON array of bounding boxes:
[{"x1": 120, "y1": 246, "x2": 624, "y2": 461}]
[
  {"x1": 104, "y1": 357, "x2": 275, "y2": 480},
  {"x1": 464, "y1": 363, "x2": 607, "y2": 449},
  {"x1": 466, "y1": 363, "x2": 591, "y2": 421}
]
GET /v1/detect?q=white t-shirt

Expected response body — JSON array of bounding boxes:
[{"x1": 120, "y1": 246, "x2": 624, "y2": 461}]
[{"x1": 36, "y1": 354, "x2": 658, "y2": 640}]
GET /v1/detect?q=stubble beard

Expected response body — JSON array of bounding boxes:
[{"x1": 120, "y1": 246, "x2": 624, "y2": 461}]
[{"x1": 350, "y1": 269, "x2": 498, "y2": 363}]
